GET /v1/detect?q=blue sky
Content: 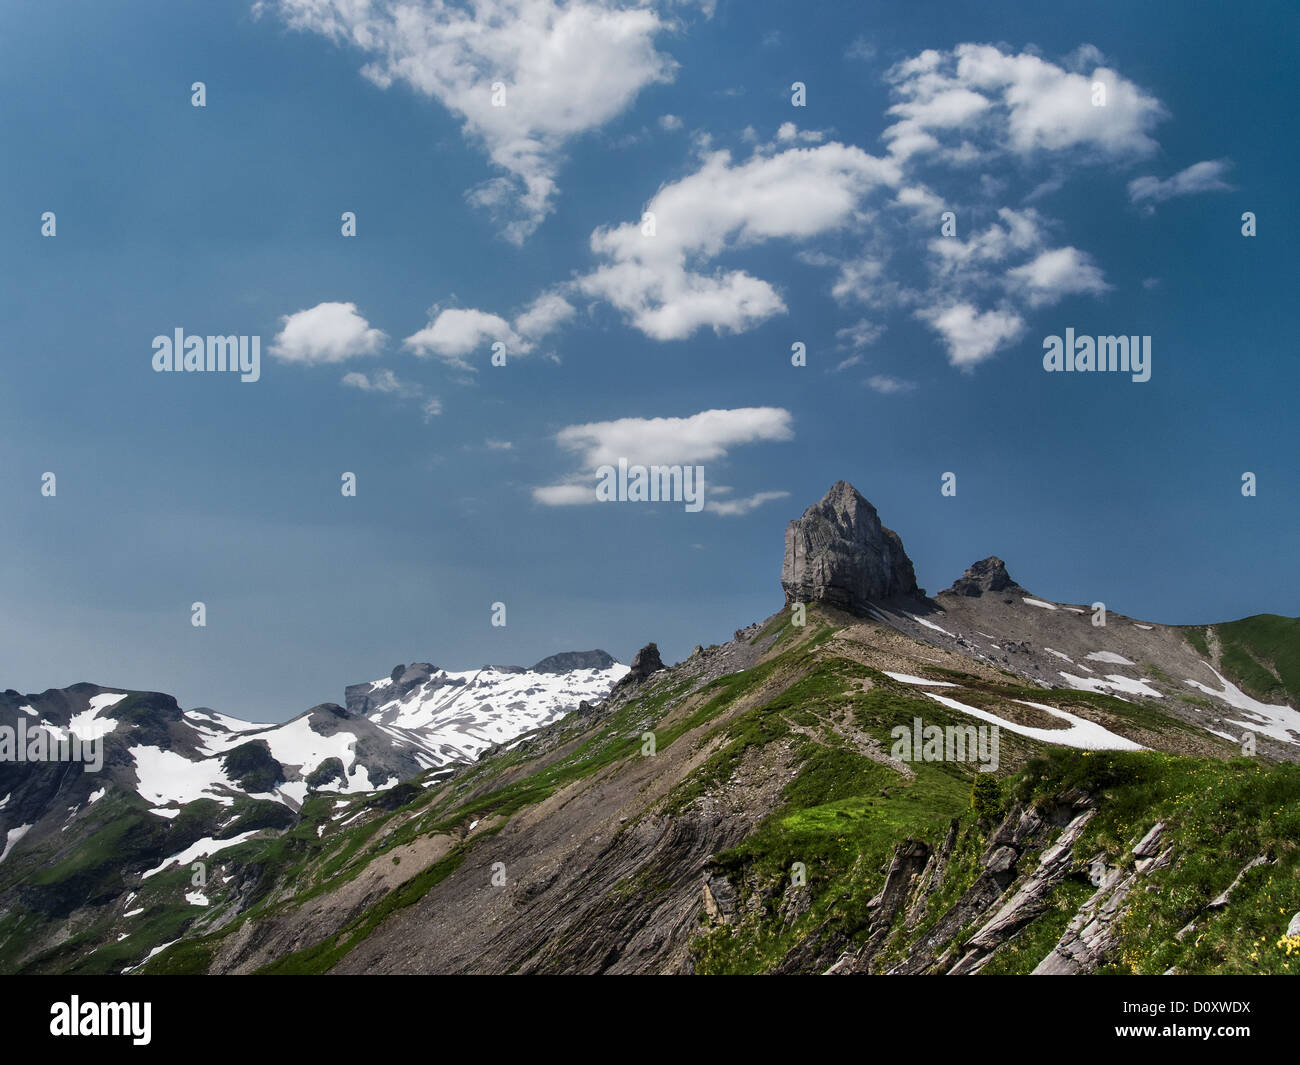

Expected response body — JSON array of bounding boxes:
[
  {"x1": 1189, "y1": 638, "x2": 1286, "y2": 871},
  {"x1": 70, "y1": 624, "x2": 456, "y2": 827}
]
[{"x1": 1, "y1": 0, "x2": 1296, "y2": 722}]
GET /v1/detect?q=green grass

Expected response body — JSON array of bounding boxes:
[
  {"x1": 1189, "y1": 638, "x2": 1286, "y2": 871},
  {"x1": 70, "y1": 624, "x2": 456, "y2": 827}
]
[{"x1": 1213, "y1": 614, "x2": 1300, "y2": 705}]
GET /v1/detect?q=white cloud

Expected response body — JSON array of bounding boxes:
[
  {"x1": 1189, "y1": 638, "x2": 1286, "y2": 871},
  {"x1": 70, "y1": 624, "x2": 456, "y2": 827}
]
[
  {"x1": 884, "y1": 44, "x2": 1167, "y2": 163},
  {"x1": 258, "y1": 0, "x2": 693, "y2": 242},
  {"x1": 341, "y1": 369, "x2": 416, "y2": 394},
  {"x1": 867, "y1": 374, "x2": 916, "y2": 394},
  {"x1": 706, "y1": 490, "x2": 789, "y2": 517},
  {"x1": 553, "y1": 406, "x2": 793, "y2": 468},
  {"x1": 1005, "y1": 246, "x2": 1110, "y2": 306},
  {"x1": 532, "y1": 483, "x2": 596, "y2": 506},
  {"x1": 918, "y1": 302, "x2": 1025, "y2": 369},
  {"x1": 533, "y1": 406, "x2": 793, "y2": 506},
  {"x1": 513, "y1": 291, "x2": 575, "y2": 338},
  {"x1": 835, "y1": 318, "x2": 885, "y2": 351},
  {"x1": 579, "y1": 143, "x2": 899, "y2": 339},
  {"x1": 930, "y1": 207, "x2": 1045, "y2": 276},
  {"x1": 269, "y1": 302, "x2": 386, "y2": 364},
  {"x1": 484, "y1": 438, "x2": 514, "y2": 451},
  {"x1": 776, "y1": 122, "x2": 825, "y2": 144},
  {"x1": 1128, "y1": 159, "x2": 1233, "y2": 205},
  {"x1": 658, "y1": 113, "x2": 684, "y2": 131},
  {"x1": 403, "y1": 290, "x2": 574, "y2": 370},
  {"x1": 404, "y1": 308, "x2": 522, "y2": 368}
]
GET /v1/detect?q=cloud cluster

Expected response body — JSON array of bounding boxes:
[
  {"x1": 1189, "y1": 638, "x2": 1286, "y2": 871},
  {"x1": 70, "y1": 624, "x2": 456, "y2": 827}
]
[
  {"x1": 883, "y1": 44, "x2": 1168, "y2": 163},
  {"x1": 577, "y1": 143, "x2": 899, "y2": 340},
  {"x1": 403, "y1": 292, "x2": 574, "y2": 369},
  {"x1": 257, "y1": 0, "x2": 696, "y2": 241}
]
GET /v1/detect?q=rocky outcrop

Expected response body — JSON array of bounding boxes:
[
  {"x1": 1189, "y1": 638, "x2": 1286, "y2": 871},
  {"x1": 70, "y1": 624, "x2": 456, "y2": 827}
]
[
  {"x1": 780, "y1": 482, "x2": 919, "y2": 614},
  {"x1": 531, "y1": 650, "x2": 617, "y2": 673},
  {"x1": 613, "y1": 643, "x2": 666, "y2": 694},
  {"x1": 1032, "y1": 821, "x2": 1172, "y2": 975},
  {"x1": 945, "y1": 557, "x2": 1023, "y2": 598}
]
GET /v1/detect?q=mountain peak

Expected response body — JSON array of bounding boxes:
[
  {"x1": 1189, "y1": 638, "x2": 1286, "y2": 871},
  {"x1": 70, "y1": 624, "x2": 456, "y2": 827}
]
[
  {"x1": 780, "y1": 482, "x2": 919, "y2": 614},
  {"x1": 530, "y1": 650, "x2": 616, "y2": 673},
  {"x1": 945, "y1": 557, "x2": 1023, "y2": 598}
]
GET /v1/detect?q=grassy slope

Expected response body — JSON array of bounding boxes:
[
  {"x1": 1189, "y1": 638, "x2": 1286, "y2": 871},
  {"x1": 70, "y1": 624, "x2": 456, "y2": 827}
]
[
  {"x1": 14, "y1": 609, "x2": 1296, "y2": 976},
  {"x1": 1182, "y1": 614, "x2": 1300, "y2": 705}
]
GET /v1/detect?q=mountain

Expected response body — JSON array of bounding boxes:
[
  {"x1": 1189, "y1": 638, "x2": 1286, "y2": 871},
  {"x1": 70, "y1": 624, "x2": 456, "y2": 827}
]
[{"x1": 2, "y1": 483, "x2": 1297, "y2": 975}]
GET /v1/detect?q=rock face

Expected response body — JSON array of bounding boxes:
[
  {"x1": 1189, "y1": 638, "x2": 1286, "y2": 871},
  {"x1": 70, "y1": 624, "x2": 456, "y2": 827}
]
[
  {"x1": 531, "y1": 650, "x2": 616, "y2": 673},
  {"x1": 780, "y1": 481, "x2": 918, "y2": 614},
  {"x1": 627, "y1": 643, "x2": 665, "y2": 679},
  {"x1": 946, "y1": 557, "x2": 1022, "y2": 598},
  {"x1": 612, "y1": 643, "x2": 666, "y2": 693}
]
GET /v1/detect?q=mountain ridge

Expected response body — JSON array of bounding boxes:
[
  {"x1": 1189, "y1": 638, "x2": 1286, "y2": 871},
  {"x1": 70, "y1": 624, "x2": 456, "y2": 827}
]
[{"x1": 2, "y1": 481, "x2": 1297, "y2": 975}]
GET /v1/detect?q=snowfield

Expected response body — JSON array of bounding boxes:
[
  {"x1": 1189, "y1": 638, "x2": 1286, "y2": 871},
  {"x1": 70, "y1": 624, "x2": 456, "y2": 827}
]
[{"x1": 920, "y1": 692, "x2": 1144, "y2": 752}]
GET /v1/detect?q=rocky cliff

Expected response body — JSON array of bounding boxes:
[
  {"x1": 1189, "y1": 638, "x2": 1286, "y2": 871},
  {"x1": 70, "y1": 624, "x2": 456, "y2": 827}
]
[{"x1": 780, "y1": 481, "x2": 919, "y2": 613}]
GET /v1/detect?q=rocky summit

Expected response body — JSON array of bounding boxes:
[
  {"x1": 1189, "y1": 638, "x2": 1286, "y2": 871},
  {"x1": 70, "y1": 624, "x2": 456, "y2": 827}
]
[
  {"x1": 780, "y1": 481, "x2": 919, "y2": 613},
  {"x1": 945, "y1": 557, "x2": 1023, "y2": 599}
]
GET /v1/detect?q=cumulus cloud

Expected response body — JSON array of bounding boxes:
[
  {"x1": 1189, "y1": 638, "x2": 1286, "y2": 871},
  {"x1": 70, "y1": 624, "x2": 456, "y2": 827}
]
[
  {"x1": 257, "y1": 0, "x2": 693, "y2": 242},
  {"x1": 513, "y1": 291, "x2": 576, "y2": 338},
  {"x1": 1128, "y1": 159, "x2": 1234, "y2": 206},
  {"x1": 533, "y1": 406, "x2": 793, "y2": 508},
  {"x1": 403, "y1": 290, "x2": 574, "y2": 369},
  {"x1": 930, "y1": 207, "x2": 1045, "y2": 276},
  {"x1": 918, "y1": 302, "x2": 1025, "y2": 369},
  {"x1": 404, "y1": 308, "x2": 521, "y2": 368},
  {"x1": 270, "y1": 302, "x2": 386, "y2": 364},
  {"x1": 1005, "y1": 246, "x2": 1110, "y2": 306},
  {"x1": 578, "y1": 143, "x2": 899, "y2": 339},
  {"x1": 884, "y1": 44, "x2": 1168, "y2": 163}
]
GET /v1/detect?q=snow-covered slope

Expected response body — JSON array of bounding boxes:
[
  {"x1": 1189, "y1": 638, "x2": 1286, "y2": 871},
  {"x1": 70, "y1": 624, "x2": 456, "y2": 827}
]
[{"x1": 0, "y1": 650, "x2": 628, "y2": 841}]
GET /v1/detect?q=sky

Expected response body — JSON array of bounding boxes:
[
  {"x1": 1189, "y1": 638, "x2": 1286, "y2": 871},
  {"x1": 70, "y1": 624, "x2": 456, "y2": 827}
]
[{"x1": 1, "y1": 0, "x2": 1296, "y2": 723}]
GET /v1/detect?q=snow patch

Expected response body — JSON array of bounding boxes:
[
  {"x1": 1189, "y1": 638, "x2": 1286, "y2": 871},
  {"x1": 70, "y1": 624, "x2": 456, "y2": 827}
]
[
  {"x1": 67, "y1": 692, "x2": 129, "y2": 741},
  {"x1": 1059, "y1": 672, "x2": 1163, "y2": 698},
  {"x1": 909, "y1": 614, "x2": 954, "y2": 636},
  {"x1": 140, "y1": 830, "x2": 261, "y2": 880},
  {"x1": 1, "y1": 824, "x2": 33, "y2": 864},
  {"x1": 131, "y1": 746, "x2": 238, "y2": 807},
  {"x1": 883, "y1": 672, "x2": 958, "y2": 688},
  {"x1": 1184, "y1": 664, "x2": 1300, "y2": 745},
  {"x1": 1085, "y1": 651, "x2": 1135, "y2": 666},
  {"x1": 919, "y1": 692, "x2": 1143, "y2": 751},
  {"x1": 1022, "y1": 598, "x2": 1058, "y2": 611}
]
